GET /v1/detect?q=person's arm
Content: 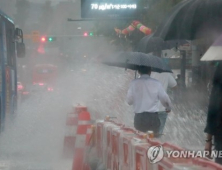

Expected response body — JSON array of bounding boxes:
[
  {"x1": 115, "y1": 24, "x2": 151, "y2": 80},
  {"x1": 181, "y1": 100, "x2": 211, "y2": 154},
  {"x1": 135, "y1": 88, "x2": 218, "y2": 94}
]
[
  {"x1": 158, "y1": 83, "x2": 172, "y2": 112},
  {"x1": 126, "y1": 83, "x2": 133, "y2": 105}
]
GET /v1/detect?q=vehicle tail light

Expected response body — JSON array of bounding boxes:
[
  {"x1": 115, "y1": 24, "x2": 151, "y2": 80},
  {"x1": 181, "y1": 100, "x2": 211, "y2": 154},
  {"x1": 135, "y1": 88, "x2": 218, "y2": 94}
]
[
  {"x1": 47, "y1": 87, "x2": 53, "y2": 91},
  {"x1": 17, "y1": 85, "x2": 23, "y2": 90},
  {"x1": 39, "y1": 83, "x2": 44, "y2": 86},
  {"x1": 22, "y1": 91, "x2": 29, "y2": 95}
]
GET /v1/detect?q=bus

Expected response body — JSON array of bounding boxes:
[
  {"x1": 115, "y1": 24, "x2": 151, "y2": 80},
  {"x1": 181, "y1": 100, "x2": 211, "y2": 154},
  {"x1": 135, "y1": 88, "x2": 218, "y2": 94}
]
[
  {"x1": 32, "y1": 64, "x2": 57, "y2": 92},
  {"x1": 0, "y1": 10, "x2": 25, "y2": 131}
]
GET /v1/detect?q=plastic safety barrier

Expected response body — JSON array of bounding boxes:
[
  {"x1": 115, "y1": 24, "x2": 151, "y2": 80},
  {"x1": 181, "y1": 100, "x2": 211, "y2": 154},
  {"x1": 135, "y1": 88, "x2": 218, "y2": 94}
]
[
  {"x1": 192, "y1": 158, "x2": 222, "y2": 170},
  {"x1": 118, "y1": 127, "x2": 140, "y2": 170},
  {"x1": 96, "y1": 120, "x2": 106, "y2": 161},
  {"x1": 72, "y1": 105, "x2": 92, "y2": 170},
  {"x1": 111, "y1": 127, "x2": 135, "y2": 170},
  {"x1": 76, "y1": 111, "x2": 222, "y2": 170},
  {"x1": 63, "y1": 105, "x2": 90, "y2": 158},
  {"x1": 157, "y1": 142, "x2": 189, "y2": 170},
  {"x1": 63, "y1": 112, "x2": 78, "y2": 157},
  {"x1": 103, "y1": 122, "x2": 120, "y2": 169}
]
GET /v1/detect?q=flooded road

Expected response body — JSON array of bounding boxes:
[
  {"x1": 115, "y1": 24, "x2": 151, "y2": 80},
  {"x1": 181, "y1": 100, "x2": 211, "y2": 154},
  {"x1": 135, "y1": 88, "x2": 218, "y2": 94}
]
[{"x1": 0, "y1": 55, "x2": 208, "y2": 169}]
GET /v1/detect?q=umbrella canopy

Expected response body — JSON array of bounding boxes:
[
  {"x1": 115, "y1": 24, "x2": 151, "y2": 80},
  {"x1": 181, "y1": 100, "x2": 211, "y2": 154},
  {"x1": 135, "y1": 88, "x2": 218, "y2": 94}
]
[
  {"x1": 102, "y1": 52, "x2": 172, "y2": 73},
  {"x1": 136, "y1": 33, "x2": 188, "y2": 53},
  {"x1": 201, "y1": 34, "x2": 222, "y2": 61},
  {"x1": 154, "y1": 0, "x2": 222, "y2": 41}
]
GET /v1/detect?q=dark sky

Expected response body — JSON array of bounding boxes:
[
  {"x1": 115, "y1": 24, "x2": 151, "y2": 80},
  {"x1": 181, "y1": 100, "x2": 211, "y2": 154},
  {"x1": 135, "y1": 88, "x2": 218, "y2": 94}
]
[{"x1": 28, "y1": 0, "x2": 76, "y2": 5}]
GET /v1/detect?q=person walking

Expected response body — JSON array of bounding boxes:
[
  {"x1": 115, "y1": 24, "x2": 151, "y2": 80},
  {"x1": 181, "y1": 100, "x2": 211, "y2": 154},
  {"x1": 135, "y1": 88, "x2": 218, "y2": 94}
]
[
  {"x1": 204, "y1": 61, "x2": 222, "y2": 165},
  {"x1": 150, "y1": 72, "x2": 177, "y2": 136},
  {"x1": 126, "y1": 66, "x2": 172, "y2": 137}
]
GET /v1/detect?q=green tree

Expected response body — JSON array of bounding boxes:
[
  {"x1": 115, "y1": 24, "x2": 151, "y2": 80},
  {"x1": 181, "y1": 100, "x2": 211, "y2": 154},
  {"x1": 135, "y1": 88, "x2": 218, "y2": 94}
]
[{"x1": 14, "y1": 0, "x2": 30, "y2": 29}]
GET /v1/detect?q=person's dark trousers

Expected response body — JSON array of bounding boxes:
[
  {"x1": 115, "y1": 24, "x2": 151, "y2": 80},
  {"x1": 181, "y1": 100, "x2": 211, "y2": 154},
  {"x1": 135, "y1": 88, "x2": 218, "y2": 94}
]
[
  {"x1": 214, "y1": 133, "x2": 222, "y2": 165},
  {"x1": 158, "y1": 111, "x2": 167, "y2": 135},
  {"x1": 134, "y1": 112, "x2": 160, "y2": 136}
]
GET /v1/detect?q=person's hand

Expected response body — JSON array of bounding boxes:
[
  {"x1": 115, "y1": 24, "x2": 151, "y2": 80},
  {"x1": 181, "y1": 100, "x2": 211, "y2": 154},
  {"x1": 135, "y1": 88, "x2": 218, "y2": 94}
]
[
  {"x1": 166, "y1": 108, "x2": 171, "y2": 113},
  {"x1": 205, "y1": 141, "x2": 213, "y2": 159}
]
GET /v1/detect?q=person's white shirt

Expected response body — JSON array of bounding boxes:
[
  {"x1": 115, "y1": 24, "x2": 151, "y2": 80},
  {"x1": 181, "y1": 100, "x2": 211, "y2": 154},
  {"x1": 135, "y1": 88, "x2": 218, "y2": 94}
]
[
  {"x1": 126, "y1": 74, "x2": 172, "y2": 113},
  {"x1": 150, "y1": 72, "x2": 177, "y2": 112}
]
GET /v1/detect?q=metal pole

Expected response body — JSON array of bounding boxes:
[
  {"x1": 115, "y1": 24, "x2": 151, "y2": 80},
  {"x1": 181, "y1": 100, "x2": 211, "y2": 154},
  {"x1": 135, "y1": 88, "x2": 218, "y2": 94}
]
[
  {"x1": 180, "y1": 50, "x2": 186, "y2": 89},
  {"x1": 67, "y1": 18, "x2": 137, "y2": 22}
]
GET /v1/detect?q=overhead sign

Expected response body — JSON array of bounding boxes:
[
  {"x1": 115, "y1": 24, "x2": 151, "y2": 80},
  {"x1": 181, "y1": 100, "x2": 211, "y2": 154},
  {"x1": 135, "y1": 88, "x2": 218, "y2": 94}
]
[
  {"x1": 23, "y1": 31, "x2": 40, "y2": 42},
  {"x1": 81, "y1": 0, "x2": 138, "y2": 19},
  {"x1": 179, "y1": 43, "x2": 191, "y2": 51},
  {"x1": 32, "y1": 31, "x2": 40, "y2": 42}
]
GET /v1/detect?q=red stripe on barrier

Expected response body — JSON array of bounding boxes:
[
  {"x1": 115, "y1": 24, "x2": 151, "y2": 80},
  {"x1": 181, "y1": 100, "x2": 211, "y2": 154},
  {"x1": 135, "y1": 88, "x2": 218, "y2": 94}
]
[
  {"x1": 72, "y1": 148, "x2": 84, "y2": 170},
  {"x1": 193, "y1": 158, "x2": 222, "y2": 169},
  {"x1": 78, "y1": 111, "x2": 91, "y2": 120},
  {"x1": 77, "y1": 125, "x2": 89, "y2": 134},
  {"x1": 96, "y1": 122, "x2": 103, "y2": 159}
]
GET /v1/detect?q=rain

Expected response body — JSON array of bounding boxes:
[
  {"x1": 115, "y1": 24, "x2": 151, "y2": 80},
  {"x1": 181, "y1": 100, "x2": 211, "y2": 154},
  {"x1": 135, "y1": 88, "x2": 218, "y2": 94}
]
[{"x1": 0, "y1": 0, "x2": 221, "y2": 169}]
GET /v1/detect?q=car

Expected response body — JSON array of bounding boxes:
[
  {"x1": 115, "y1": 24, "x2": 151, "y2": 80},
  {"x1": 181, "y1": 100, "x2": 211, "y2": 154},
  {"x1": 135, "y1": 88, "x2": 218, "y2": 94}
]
[
  {"x1": 17, "y1": 82, "x2": 30, "y2": 102},
  {"x1": 17, "y1": 82, "x2": 24, "y2": 92}
]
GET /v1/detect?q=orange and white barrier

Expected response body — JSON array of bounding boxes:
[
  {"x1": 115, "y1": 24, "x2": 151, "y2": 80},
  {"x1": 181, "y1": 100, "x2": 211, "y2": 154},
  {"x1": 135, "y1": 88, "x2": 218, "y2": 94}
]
[
  {"x1": 96, "y1": 120, "x2": 104, "y2": 160},
  {"x1": 72, "y1": 125, "x2": 93, "y2": 170},
  {"x1": 119, "y1": 129, "x2": 137, "y2": 170},
  {"x1": 131, "y1": 139, "x2": 162, "y2": 170},
  {"x1": 63, "y1": 112, "x2": 78, "y2": 157},
  {"x1": 111, "y1": 126, "x2": 136, "y2": 170},
  {"x1": 103, "y1": 122, "x2": 120, "y2": 169},
  {"x1": 90, "y1": 116, "x2": 222, "y2": 170},
  {"x1": 63, "y1": 105, "x2": 90, "y2": 157},
  {"x1": 72, "y1": 106, "x2": 93, "y2": 170},
  {"x1": 65, "y1": 106, "x2": 222, "y2": 170},
  {"x1": 192, "y1": 158, "x2": 222, "y2": 170}
]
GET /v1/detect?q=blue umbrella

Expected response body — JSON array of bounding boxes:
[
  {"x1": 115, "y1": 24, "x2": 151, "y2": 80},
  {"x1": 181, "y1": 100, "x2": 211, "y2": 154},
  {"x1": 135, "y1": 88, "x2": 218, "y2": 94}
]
[
  {"x1": 103, "y1": 52, "x2": 172, "y2": 73},
  {"x1": 136, "y1": 33, "x2": 188, "y2": 53}
]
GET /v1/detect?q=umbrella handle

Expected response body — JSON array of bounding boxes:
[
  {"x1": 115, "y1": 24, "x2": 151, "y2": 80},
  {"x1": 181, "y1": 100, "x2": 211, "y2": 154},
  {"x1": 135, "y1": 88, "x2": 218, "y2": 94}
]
[{"x1": 125, "y1": 59, "x2": 129, "y2": 71}]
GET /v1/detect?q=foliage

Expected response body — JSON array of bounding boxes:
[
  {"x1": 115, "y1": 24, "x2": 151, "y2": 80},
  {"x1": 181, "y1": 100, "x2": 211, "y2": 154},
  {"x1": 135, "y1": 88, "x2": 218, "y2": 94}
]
[{"x1": 14, "y1": 0, "x2": 30, "y2": 29}]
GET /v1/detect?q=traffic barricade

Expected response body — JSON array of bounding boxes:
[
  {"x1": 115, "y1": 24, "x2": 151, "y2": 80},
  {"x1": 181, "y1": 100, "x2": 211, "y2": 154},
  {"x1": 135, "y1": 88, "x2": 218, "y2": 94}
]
[
  {"x1": 95, "y1": 116, "x2": 120, "y2": 159},
  {"x1": 63, "y1": 105, "x2": 90, "y2": 158},
  {"x1": 118, "y1": 127, "x2": 138, "y2": 170},
  {"x1": 103, "y1": 122, "x2": 121, "y2": 170},
  {"x1": 157, "y1": 158, "x2": 222, "y2": 170},
  {"x1": 72, "y1": 105, "x2": 93, "y2": 170},
  {"x1": 157, "y1": 142, "x2": 194, "y2": 170},
  {"x1": 111, "y1": 126, "x2": 135, "y2": 170},
  {"x1": 96, "y1": 120, "x2": 106, "y2": 161},
  {"x1": 72, "y1": 125, "x2": 93, "y2": 170},
  {"x1": 192, "y1": 158, "x2": 222, "y2": 170},
  {"x1": 131, "y1": 136, "x2": 163, "y2": 170},
  {"x1": 83, "y1": 125, "x2": 96, "y2": 170},
  {"x1": 63, "y1": 112, "x2": 78, "y2": 157},
  {"x1": 73, "y1": 104, "x2": 88, "y2": 114},
  {"x1": 110, "y1": 126, "x2": 121, "y2": 170}
]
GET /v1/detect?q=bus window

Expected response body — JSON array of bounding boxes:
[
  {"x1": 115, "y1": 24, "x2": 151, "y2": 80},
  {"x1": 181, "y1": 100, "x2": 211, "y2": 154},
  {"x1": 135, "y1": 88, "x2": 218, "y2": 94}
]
[{"x1": 6, "y1": 25, "x2": 15, "y2": 67}]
